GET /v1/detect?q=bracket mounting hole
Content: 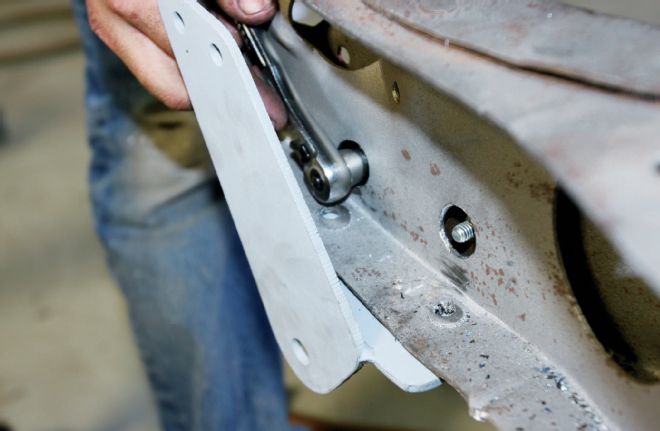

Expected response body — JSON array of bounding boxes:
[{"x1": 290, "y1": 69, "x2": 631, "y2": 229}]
[
  {"x1": 291, "y1": 338, "x2": 310, "y2": 366},
  {"x1": 439, "y1": 204, "x2": 476, "y2": 258},
  {"x1": 210, "y1": 43, "x2": 223, "y2": 66},
  {"x1": 173, "y1": 12, "x2": 185, "y2": 34}
]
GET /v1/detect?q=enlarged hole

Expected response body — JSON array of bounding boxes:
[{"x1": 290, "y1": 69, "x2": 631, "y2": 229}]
[
  {"x1": 173, "y1": 11, "x2": 185, "y2": 34},
  {"x1": 439, "y1": 204, "x2": 476, "y2": 258},
  {"x1": 556, "y1": 189, "x2": 659, "y2": 382},
  {"x1": 209, "y1": 43, "x2": 223, "y2": 66},
  {"x1": 291, "y1": 338, "x2": 310, "y2": 366}
]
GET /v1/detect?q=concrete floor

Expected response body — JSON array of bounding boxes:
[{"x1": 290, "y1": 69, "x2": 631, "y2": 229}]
[
  {"x1": 0, "y1": 45, "x2": 160, "y2": 431},
  {"x1": 0, "y1": 5, "x2": 491, "y2": 431}
]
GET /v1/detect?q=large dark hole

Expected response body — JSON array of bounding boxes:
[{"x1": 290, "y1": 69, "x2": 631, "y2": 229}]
[{"x1": 555, "y1": 189, "x2": 659, "y2": 383}]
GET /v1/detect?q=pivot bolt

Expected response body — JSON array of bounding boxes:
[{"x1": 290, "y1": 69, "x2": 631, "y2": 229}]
[
  {"x1": 309, "y1": 169, "x2": 325, "y2": 192},
  {"x1": 451, "y1": 220, "x2": 475, "y2": 244}
]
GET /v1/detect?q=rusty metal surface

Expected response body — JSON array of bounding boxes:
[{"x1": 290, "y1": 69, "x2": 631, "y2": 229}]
[
  {"x1": 304, "y1": 0, "x2": 660, "y2": 313},
  {"x1": 269, "y1": 1, "x2": 660, "y2": 429},
  {"x1": 266, "y1": 13, "x2": 660, "y2": 428},
  {"x1": 361, "y1": 0, "x2": 660, "y2": 97}
]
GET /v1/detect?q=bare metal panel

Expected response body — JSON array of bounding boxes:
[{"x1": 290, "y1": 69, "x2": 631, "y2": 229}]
[
  {"x1": 305, "y1": 0, "x2": 660, "y2": 307},
  {"x1": 363, "y1": 0, "x2": 660, "y2": 97}
]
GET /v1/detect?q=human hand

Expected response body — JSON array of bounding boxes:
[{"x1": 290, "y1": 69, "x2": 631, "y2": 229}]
[{"x1": 86, "y1": 0, "x2": 287, "y2": 128}]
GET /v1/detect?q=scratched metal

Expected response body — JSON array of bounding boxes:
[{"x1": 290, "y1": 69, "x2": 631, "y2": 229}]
[
  {"x1": 362, "y1": 0, "x2": 660, "y2": 97},
  {"x1": 268, "y1": 2, "x2": 659, "y2": 429}
]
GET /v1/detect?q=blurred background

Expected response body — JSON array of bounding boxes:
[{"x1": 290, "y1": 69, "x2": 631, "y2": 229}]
[{"x1": 0, "y1": 1, "x2": 658, "y2": 430}]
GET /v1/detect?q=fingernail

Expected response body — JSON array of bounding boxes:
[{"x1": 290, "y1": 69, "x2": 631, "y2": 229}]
[{"x1": 238, "y1": 0, "x2": 271, "y2": 15}]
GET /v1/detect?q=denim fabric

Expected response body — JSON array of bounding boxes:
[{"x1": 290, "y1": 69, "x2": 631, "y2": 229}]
[{"x1": 72, "y1": 2, "x2": 294, "y2": 430}]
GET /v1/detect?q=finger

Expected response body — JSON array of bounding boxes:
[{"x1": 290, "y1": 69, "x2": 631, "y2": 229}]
[
  {"x1": 108, "y1": 0, "x2": 174, "y2": 56},
  {"x1": 216, "y1": 0, "x2": 276, "y2": 26},
  {"x1": 96, "y1": 12, "x2": 191, "y2": 110},
  {"x1": 250, "y1": 66, "x2": 287, "y2": 129}
]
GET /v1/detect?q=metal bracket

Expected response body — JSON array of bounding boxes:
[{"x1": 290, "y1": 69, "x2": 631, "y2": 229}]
[{"x1": 158, "y1": 0, "x2": 439, "y2": 393}]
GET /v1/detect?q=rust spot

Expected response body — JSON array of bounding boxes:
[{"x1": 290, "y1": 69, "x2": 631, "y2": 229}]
[
  {"x1": 529, "y1": 182, "x2": 555, "y2": 205},
  {"x1": 504, "y1": 22, "x2": 529, "y2": 44},
  {"x1": 482, "y1": 403, "x2": 511, "y2": 415},
  {"x1": 497, "y1": 278, "x2": 504, "y2": 286},
  {"x1": 506, "y1": 171, "x2": 522, "y2": 188},
  {"x1": 430, "y1": 162, "x2": 441, "y2": 176},
  {"x1": 550, "y1": 271, "x2": 570, "y2": 297},
  {"x1": 484, "y1": 263, "x2": 498, "y2": 277},
  {"x1": 384, "y1": 210, "x2": 397, "y2": 221},
  {"x1": 410, "y1": 336, "x2": 430, "y2": 353},
  {"x1": 490, "y1": 293, "x2": 498, "y2": 306},
  {"x1": 527, "y1": 2, "x2": 551, "y2": 11},
  {"x1": 518, "y1": 313, "x2": 527, "y2": 321},
  {"x1": 401, "y1": 149, "x2": 411, "y2": 161},
  {"x1": 400, "y1": 221, "x2": 425, "y2": 243}
]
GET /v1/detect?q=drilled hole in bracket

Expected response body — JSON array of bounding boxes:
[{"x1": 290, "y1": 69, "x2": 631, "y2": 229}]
[
  {"x1": 209, "y1": 43, "x2": 223, "y2": 66},
  {"x1": 173, "y1": 11, "x2": 185, "y2": 34},
  {"x1": 292, "y1": 338, "x2": 310, "y2": 366}
]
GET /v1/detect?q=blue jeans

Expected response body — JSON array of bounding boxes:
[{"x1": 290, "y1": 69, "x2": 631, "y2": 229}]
[{"x1": 72, "y1": 2, "x2": 293, "y2": 430}]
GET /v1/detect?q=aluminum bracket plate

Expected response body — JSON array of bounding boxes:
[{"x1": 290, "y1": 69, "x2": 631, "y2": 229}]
[
  {"x1": 158, "y1": 0, "x2": 362, "y2": 392},
  {"x1": 158, "y1": 0, "x2": 440, "y2": 394}
]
